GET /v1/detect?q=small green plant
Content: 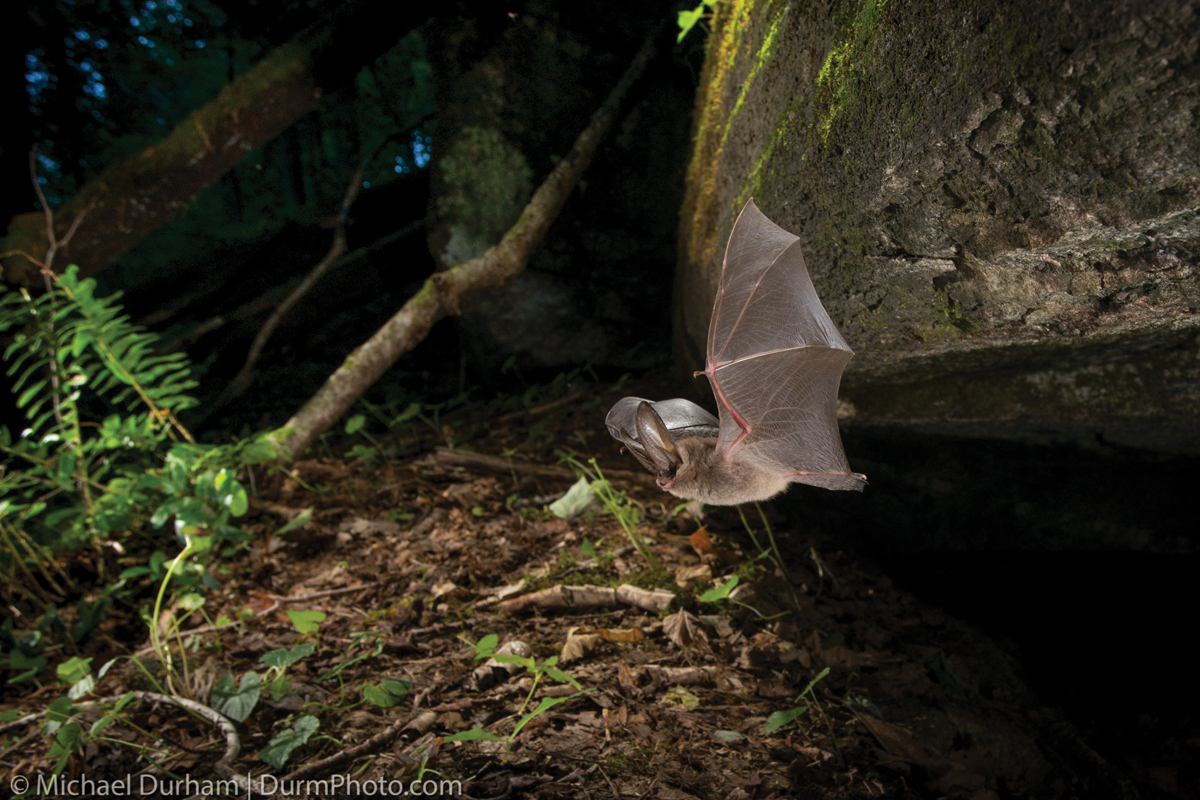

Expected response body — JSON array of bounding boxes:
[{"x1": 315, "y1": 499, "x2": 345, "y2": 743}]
[
  {"x1": 1, "y1": 267, "x2": 276, "y2": 704},
  {"x1": 362, "y1": 677, "x2": 411, "y2": 708},
  {"x1": 699, "y1": 575, "x2": 739, "y2": 603},
  {"x1": 446, "y1": 634, "x2": 592, "y2": 755},
  {"x1": 677, "y1": 0, "x2": 716, "y2": 42},
  {"x1": 37, "y1": 658, "x2": 173, "y2": 780},
  {"x1": 210, "y1": 615, "x2": 321, "y2": 726},
  {"x1": 259, "y1": 714, "x2": 320, "y2": 768},
  {"x1": 737, "y1": 502, "x2": 807, "y2": 617},
  {"x1": 317, "y1": 630, "x2": 385, "y2": 686},
  {"x1": 344, "y1": 413, "x2": 383, "y2": 463},
  {"x1": 587, "y1": 460, "x2": 662, "y2": 571},
  {"x1": 765, "y1": 667, "x2": 830, "y2": 734}
]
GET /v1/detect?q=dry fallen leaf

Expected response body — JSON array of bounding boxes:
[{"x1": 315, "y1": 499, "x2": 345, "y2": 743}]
[
  {"x1": 561, "y1": 626, "x2": 645, "y2": 663},
  {"x1": 663, "y1": 609, "x2": 710, "y2": 651}
]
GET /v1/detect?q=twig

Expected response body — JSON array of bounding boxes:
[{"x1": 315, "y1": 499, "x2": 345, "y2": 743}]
[
  {"x1": 491, "y1": 391, "x2": 584, "y2": 424},
  {"x1": 280, "y1": 710, "x2": 421, "y2": 782},
  {"x1": 435, "y1": 447, "x2": 655, "y2": 488},
  {"x1": 26, "y1": 148, "x2": 97, "y2": 445},
  {"x1": 268, "y1": 583, "x2": 376, "y2": 602},
  {"x1": 218, "y1": 155, "x2": 375, "y2": 409},
  {"x1": 597, "y1": 766, "x2": 621, "y2": 800},
  {"x1": 151, "y1": 220, "x2": 425, "y2": 350}
]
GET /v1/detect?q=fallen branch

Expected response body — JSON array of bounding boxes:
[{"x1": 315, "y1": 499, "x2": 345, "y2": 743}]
[
  {"x1": 435, "y1": 446, "x2": 656, "y2": 488},
  {"x1": 271, "y1": 25, "x2": 663, "y2": 462},
  {"x1": 499, "y1": 583, "x2": 674, "y2": 614}
]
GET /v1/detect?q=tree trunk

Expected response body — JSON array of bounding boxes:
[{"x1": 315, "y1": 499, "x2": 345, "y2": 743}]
[
  {"x1": 0, "y1": 0, "x2": 428, "y2": 287},
  {"x1": 677, "y1": 0, "x2": 1200, "y2": 453}
]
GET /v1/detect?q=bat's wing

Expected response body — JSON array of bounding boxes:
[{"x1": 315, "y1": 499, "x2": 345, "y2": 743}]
[
  {"x1": 704, "y1": 199, "x2": 866, "y2": 491},
  {"x1": 606, "y1": 397, "x2": 719, "y2": 473}
]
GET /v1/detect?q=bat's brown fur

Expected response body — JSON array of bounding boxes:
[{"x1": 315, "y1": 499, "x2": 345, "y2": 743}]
[{"x1": 658, "y1": 436, "x2": 791, "y2": 505}]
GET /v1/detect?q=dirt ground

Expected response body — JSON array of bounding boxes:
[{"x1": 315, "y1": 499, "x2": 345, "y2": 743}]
[{"x1": 0, "y1": 383, "x2": 1157, "y2": 799}]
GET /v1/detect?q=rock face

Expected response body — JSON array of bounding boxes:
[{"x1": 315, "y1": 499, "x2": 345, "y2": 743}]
[{"x1": 678, "y1": 0, "x2": 1200, "y2": 453}]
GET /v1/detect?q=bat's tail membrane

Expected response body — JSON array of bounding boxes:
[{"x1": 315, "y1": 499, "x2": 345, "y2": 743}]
[{"x1": 786, "y1": 470, "x2": 868, "y2": 492}]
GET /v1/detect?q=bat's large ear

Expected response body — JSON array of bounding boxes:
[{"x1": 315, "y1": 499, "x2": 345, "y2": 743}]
[{"x1": 635, "y1": 402, "x2": 682, "y2": 476}]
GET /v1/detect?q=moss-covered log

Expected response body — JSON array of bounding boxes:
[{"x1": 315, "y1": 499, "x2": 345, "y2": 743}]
[
  {"x1": 678, "y1": 0, "x2": 1200, "y2": 451},
  {"x1": 0, "y1": 0, "x2": 427, "y2": 287}
]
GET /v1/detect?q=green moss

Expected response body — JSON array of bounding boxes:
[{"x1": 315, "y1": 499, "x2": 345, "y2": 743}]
[
  {"x1": 814, "y1": 0, "x2": 890, "y2": 144},
  {"x1": 719, "y1": 1, "x2": 789, "y2": 153},
  {"x1": 435, "y1": 126, "x2": 533, "y2": 266}
]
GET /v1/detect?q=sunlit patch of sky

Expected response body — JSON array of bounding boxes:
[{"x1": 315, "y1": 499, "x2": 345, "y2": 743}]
[
  {"x1": 412, "y1": 130, "x2": 431, "y2": 168},
  {"x1": 394, "y1": 130, "x2": 432, "y2": 174},
  {"x1": 25, "y1": 52, "x2": 50, "y2": 106},
  {"x1": 27, "y1": 0, "x2": 224, "y2": 116}
]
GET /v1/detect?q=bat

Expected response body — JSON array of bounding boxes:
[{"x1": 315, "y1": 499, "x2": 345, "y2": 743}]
[{"x1": 605, "y1": 198, "x2": 866, "y2": 505}]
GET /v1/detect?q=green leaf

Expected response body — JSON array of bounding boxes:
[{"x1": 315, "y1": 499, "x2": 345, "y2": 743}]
[
  {"x1": 345, "y1": 414, "x2": 366, "y2": 435},
  {"x1": 43, "y1": 697, "x2": 74, "y2": 736},
  {"x1": 443, "y1": 728, "x2": 505, "y2": 743},
  {"x1": 346, "y1": 444, "x2": 377, "y2": 460},
  {"x1": 287, "y1": 610, "x2": 326, "y2": 634},
  {"x1": 391, "y1": 402, "x2": 423, "y2": 425},
  {"x1": 210, "y1": 672, "x2": 263, "y2": 722},
  {"x1": 260, "y1": 642, "x2": 317, "y2": 669},
  {"x1": 0, "y1": 709, "x2": 22, "y2": 722},
  {"x1": 259, "y1": 715, "x2": 319, "y2": 769},
  {"x1": 224, "y1": 483, "x2": 248, "y2": 516},
  {"x1": 275, "y1": 508, "x2": 313, "y2": 536},
  {"x1": 91, "y1": 714, "x2": 117, "y2": 736},
  {"x1": 765, "y1": 706, "x2": 808, "y2": 734},
  {"x1": 56, "y1": 656, "x2": 93, "y2": 685},
  {"x1": 474, "y1": 633, "x2": 499, "y2": 660},
  {"x1": 660, "y1": 685, "x2": 700, "y2": 710},
  {"x1": 492, "y1": 653, "x2": 533, "y2": 670},
  {"x1": 48, "y1": 721, "x2": 82, "y2": 776},
  {"x1": 8, "y1": 648, "x2": 48, "y2": 684},
  {"x1": 542, "y1": 666, "x2": 581, "y2": 689},
  {"x1": 362, "y1": 677, "x2": 411, "y2": 708},
  {"x1": 269, "y1": 675, "x2": 291, "y2": 701},
  {"x1": 67, "y1": 674, "x2": 96, "y2": 700},
  {"x1": 512, "y1": 692, "x2": 588, "y2": 738},
  {"x1": 178, "y1": 593, "x2": 206, "y2": 611},
  {"x1": 699, "y1": 575, "x2": 739, "y2": 603}
]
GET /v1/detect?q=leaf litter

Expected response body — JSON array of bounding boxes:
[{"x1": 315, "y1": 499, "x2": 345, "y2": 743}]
[{"x1": 0, "y1": 381, "x2": 1149, "y2": 799}]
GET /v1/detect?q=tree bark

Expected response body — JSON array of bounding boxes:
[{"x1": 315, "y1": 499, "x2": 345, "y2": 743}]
[
  {"x1": 0, "y1": 0, "x2": 428, "y2": 287},
  {"x1": 271, "y1": 28, "x2": 662, "y2": 462}
]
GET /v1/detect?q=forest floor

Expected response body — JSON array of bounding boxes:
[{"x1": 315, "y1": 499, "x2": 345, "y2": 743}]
[{"x1": 0, "y1": 379, "x2": 1172, "y2": 800}]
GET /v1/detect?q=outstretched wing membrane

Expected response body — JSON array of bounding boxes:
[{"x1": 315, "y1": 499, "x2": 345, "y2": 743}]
[{"x1": 704, "y1": 199, "x2": 864, "y2": 491}]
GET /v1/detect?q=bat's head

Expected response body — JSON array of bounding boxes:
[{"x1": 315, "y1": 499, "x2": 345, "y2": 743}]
[
  {"x1": 634, "y1": 402, "x2": 714, "y2": 497},
  {"x1": 634, "y1": 401, "x2": 685, "y2": 491}
]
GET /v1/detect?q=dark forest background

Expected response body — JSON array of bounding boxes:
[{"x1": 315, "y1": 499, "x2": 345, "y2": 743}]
[{"x1": 1, "y1": 0, "x2": 1197, "y2": 796}]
